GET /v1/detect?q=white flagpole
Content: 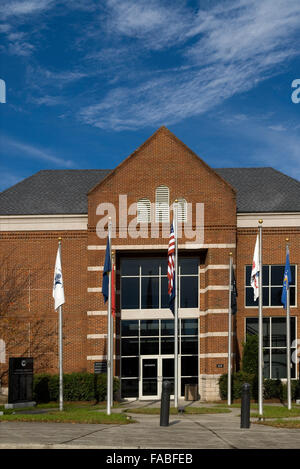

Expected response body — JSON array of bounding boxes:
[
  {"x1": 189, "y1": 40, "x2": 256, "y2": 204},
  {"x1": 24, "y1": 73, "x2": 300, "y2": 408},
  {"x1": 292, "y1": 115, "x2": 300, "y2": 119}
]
[
  {"x1": 258, "y1": 220, "x2": 263, "y2": 417},
  {"x1": 107, "y1": 220, "x2": 112, "y2": 416},
  {"x1": 110, "y1": 251, "x2": 115, "y2": 409},
  {"x1": 58, "y1": 238, "x2": 63, "y2": 412},
  {"x1": 286, "y1": 239, "x2": 292, "y2": 410},
  {"x1": 174, "y1": 200, "x2": 179, "y2": 408},
  {"x1": 227, "y1": 253, "x2": 233, "y2": 406}
]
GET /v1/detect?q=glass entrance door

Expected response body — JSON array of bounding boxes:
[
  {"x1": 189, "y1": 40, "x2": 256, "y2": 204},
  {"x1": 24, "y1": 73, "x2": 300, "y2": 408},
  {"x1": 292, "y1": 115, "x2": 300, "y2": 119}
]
[
  {"x1": 141, "y1": 358, "x2": 158, "y2": 398},
  {"x1": 140, "y1": 356, "x2": 175, "y2": 399}
]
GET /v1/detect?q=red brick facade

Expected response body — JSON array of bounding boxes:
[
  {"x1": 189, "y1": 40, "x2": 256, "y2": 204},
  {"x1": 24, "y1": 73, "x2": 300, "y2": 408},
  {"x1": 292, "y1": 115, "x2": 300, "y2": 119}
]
[{"x1": 0, "y1": 127, "x2": 299, "y2": 400}]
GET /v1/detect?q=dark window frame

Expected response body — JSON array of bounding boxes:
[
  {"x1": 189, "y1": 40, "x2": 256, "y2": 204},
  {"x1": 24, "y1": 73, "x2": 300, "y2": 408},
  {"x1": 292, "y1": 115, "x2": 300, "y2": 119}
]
[
  {"x1": 121, "y1": 257, "x2": 199, "y2": 310},
  {"x1": 245, "y1": 317, "x2": 297, "y2": 379},
  {"x1": 245, "y1": 264, "x2": 297, "y2": 308}
]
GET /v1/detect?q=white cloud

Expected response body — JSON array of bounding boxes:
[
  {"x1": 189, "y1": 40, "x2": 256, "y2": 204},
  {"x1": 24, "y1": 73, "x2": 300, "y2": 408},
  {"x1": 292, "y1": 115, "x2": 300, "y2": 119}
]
[
  {"x1": 268, "y1": 124, "x2": 287, "y2": 132},
  {"x1": 79, "y1": 0, "x2": 300, "y2": 130},
  {"x1": 1, "y1": 136, "x2": 75, "y2": 167},
  {"x1": 104, "y1": 0, "x2": 192, "y2": 50},
  {"x1": 1, "y1": 0, "x2": 54, "y2": 19},
  {"x1": 32, "y1": 95, "x2": 63, "y2": 106}
]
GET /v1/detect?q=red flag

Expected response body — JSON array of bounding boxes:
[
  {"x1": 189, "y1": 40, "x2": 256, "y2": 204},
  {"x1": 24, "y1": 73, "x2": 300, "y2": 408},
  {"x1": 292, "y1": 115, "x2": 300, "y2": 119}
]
[{"x1": 111, "y1": 261, "x2": 115, "y2": 317}]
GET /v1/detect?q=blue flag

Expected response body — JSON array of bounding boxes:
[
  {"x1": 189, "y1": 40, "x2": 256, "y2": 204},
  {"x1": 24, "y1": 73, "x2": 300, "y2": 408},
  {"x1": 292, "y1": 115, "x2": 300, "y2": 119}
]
[
  {"x1": 231, "y1": 265, "x2": 237, "y2": 315},
  {"x1": 102, "y1": 237, "x2": 111, "y2": 303},
  {"x1": 281, "y1": 247, "x2": 292, "y2": 309},
  {"x1": 169, "y1": 273, "x2": 175, "y2": 314}
]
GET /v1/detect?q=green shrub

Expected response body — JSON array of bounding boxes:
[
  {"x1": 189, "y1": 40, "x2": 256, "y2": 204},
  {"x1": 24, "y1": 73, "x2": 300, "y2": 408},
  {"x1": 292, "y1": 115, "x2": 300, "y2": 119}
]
[
  {"x1": 241, "y1": 334, "x2": 258, "y2": 374},
  {"x1": 33, "y1": 372, "x2": 120, "y2": 403},
  {"x1": 219, "y1": 373, "x2": 300, "y2": 402},
  {"x1": 219, "y1": 371, "x2": 255, "y2": 400},
  {"x1": 280, "y1": 380, "x2": 299, "y2": 402},
  {"x1": 263, "y1": 379, "x2": 282, "y2": 400},
  {"x1": 33, "y1": 374, "x2": 51, "y2": 402}
]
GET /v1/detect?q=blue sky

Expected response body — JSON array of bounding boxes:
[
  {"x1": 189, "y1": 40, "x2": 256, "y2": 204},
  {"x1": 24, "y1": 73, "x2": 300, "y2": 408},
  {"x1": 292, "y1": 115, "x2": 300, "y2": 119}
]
[{"x1": 1, "y1": 0, "x2": 300, "y2": 192}]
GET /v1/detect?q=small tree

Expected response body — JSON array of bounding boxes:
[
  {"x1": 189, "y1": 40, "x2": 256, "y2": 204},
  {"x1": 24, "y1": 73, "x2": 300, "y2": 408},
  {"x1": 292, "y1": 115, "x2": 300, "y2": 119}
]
[
  {"x1": 241, "y1": 334, "x2": 258, "y2": 374},
  {"x1": 0, "y1": 252, "x2": 58, "y2": 385}
]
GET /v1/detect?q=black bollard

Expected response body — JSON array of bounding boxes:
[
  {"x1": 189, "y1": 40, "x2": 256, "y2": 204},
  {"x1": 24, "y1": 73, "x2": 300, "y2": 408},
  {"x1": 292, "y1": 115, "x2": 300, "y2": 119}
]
[
  {"x1": 160, "y1": 380, "x2": 172, "y2": 426},
  {"x1": 240, "y1": 382, "x2": 251, "y2": 428}
]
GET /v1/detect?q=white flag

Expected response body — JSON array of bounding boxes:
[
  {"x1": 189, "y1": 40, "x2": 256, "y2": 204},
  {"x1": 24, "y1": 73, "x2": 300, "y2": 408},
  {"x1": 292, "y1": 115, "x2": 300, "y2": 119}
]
[
  {"x1": 53, "y1": 245, "x2": 65, "y2": 310},
  {"x1": 251, "y1": 234, "x2": 260, "y2": 301}
]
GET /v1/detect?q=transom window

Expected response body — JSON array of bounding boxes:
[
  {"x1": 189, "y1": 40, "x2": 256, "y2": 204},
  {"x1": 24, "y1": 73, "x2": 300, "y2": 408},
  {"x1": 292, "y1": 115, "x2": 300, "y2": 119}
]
[
  {"x1": 137, "y1": 198, "x2": 151, "y2": 223},
  {"x1": 121, "y1": 257, "x2": 199, "y2": 310},
  {"x1": 246, "y1": 317, "x2": 296, "y2": 379},
  {"x1": 155, "y1": 185, "x2": 169, "y2": 222},
  {"x1": 245, "y1": 265, "x2": 296, "y2": 307},
  {"x1": 177, "y1": 198, "x2": 187, "y2": 223}
]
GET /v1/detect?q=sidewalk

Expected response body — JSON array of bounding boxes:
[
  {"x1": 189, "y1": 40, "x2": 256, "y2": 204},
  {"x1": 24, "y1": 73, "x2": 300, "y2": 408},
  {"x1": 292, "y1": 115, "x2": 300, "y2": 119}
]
[{"x1": 1, "y1": 401, "x2": 300, "y2": 449}]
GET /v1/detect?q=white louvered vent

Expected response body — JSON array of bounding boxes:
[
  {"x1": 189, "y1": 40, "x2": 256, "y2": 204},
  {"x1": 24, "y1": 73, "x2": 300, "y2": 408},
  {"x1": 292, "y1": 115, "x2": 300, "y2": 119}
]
[
  {"x1": 177, "y1": 198, "x2": 187, "y2": 222},
  {"x1": 137, "y1": 198, "x2": 151, "y2": 223},
  {"x1": 155, "y1": 185, "x2": 170, "y2": 222}
]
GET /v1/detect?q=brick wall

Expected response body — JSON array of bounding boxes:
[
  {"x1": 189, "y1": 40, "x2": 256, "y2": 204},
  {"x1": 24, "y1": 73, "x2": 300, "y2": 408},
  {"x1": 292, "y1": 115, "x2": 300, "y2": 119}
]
[{"x1": 1, "y1": 127, "x2": 299, "y2": 402}]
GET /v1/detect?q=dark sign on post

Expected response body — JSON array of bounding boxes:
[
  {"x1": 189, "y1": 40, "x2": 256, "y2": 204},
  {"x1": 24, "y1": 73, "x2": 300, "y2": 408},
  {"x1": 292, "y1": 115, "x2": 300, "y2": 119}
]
[
  {"x1": 8, "y1": 357, "x2": 34, "y2": 404},
  {"x1": 94, "y1": 361, "x2": 107, "y2": 374}
]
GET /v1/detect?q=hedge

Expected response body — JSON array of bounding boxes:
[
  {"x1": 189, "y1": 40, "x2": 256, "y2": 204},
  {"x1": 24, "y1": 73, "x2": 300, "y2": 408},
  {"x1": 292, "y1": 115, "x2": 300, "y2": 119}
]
[
  {"x1": 219, "y1": 372, "x2": 300, "y2": 401},
  {"x1": 33, "y1": 373, "x2": 120, "y2": 403}
]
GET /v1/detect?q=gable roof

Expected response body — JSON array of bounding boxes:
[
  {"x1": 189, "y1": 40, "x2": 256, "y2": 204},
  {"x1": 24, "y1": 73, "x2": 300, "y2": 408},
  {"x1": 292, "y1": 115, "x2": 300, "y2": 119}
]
[
  {"x1": 215, "y1": 167, "x2": 300, "y2": 213},
  {"x1": 0, "y1": 167, "x2": 299, "y2": 216},
  {"x1": 88, "y1": 126, "x2": 235, "y2": 196},
  {"x1": 0, "y1": 169, "x2": 111, "y2": 215}
]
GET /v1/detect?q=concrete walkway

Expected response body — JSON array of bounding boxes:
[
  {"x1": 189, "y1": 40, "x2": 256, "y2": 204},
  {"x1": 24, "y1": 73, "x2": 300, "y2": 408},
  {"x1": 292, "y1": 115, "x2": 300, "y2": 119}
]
[{"x1": 1, "y1": 401, "x2": 300, "y2": 449}]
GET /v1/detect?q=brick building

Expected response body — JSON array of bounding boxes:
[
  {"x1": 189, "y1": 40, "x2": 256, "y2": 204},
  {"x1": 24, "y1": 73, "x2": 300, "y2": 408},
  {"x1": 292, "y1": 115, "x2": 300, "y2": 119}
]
[{"x1": 1, "y1": 126, "x2": 300, "y2": 400}]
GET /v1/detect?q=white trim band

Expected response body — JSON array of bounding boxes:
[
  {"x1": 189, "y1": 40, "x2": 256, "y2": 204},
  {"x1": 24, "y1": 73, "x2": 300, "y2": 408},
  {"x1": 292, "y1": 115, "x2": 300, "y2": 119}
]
[
  {"x1": 199, "y1": 285, "x2": 229, "y2": 293},
  {"x1": 237, "y1": 212, "x2": 300, "y2": 228},
  {"x1": 199, "y1": 309, "x2": 228, "y2": 316},
  {"x1": 121, "y1": 309, "x2": 200, "y2": 320},
  {"x1": 199, "y1": 264, "x2": 235, "y2": 273},
  {"x1": 0, "y1": 214, "x2": 88, "y2": 231},
  {"x1": 199, "y1": 353, "x2": 235, "y2": 358},
  {"x1": 199, "y1": 332, "x2": 229, "y2": 338},
  {"x1": 87, "y1": 355, "x2": 120, "y2": 360}
]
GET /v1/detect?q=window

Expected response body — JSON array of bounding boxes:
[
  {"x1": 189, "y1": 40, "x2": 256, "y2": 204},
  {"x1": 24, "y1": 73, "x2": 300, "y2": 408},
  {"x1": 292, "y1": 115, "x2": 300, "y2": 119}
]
[
  {"x1": 121, "y1": 257, "x2": 199, "y2": 310},
  {"x1": 245, "y1": 265, "x2": 296, "y2": 307},
  {"x1": 120, "y1": 318, "x2": 199, "y2": 398},
  {"x1": 137, "y1": 198, "x2": 151, "y2": 223},
  {"x1": 177, "y1": 198, "x2": 187, "y2": 223},
  {"x1": 155, "y1": 186, "x2": 169, "y2": 222},
  {"x1": 245, "y1": 317, "x2": 296, "y2": 379}
]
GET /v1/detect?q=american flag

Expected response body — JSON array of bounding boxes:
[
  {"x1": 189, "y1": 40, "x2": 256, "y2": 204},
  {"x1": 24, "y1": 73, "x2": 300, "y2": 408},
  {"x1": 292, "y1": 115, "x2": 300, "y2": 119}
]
[{"x1": 168, "y1": 223, "x2": 175, "y2": 313}]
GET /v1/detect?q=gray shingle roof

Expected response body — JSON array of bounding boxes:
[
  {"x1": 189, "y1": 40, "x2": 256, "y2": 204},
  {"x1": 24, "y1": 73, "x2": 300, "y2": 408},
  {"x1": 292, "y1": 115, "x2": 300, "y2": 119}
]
[
  {"x1": 0, "y1": 170, "x2": 111, "y2": 215},
  {"x1": 0, "y1": 167, "x2": 299, "y2": 215},
  {"x1": 215, "y1": 167, "x2": 300, "y2": 213}
]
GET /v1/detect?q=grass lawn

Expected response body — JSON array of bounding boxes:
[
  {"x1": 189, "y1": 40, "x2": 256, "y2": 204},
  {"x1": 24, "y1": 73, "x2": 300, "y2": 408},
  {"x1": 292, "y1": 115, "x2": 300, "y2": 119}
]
[
  {"x1": 255, "y1": 420, "x2": 300, "y2": 429},
  {"x1": 0, "y1": 402, "x2": 134, "y2": 424},
  {"x1": 251, "y1": 406, "x2": 300, "y2": 419},
  {"x1": 123, "y1": 406, "x2": 231, "y2": 415}
]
